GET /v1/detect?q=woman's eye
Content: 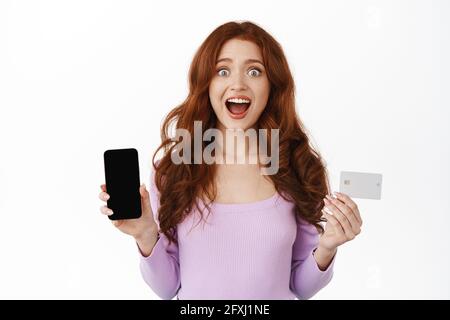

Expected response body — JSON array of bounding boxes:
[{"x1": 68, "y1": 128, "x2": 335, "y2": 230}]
[
  {"x1": 217, "y1": 68, "x2": 262, "y2": 77},
  {"x1": 217, "y1": 69, "x2": 229, "y2": 77},
  {"x1": 248, "y1": 68, "x2": 261, "y2": 77}
]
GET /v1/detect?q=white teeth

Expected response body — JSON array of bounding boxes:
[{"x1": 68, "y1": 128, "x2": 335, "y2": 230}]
[{"x1": 227, "y1": 98, "x2": 250, "y2": 104}]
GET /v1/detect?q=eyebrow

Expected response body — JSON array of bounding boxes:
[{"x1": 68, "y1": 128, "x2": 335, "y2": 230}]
[{"x1": 216, "y1": 57, "x2": 264, "y2": 66}]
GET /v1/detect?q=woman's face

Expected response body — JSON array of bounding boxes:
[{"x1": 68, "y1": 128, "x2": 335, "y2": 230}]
[{"x1": 209, "y1": 39, "x2": 270, "y2": 131}]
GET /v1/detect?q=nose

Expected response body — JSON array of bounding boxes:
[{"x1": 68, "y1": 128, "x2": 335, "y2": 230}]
[{"x1": 230, "y1": 73, "x2": 248, "y2": 91}]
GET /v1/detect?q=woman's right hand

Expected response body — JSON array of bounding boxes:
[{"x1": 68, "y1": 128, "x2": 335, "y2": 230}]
[{"x1": 99, "y1": 183, "x2": 159, "y2": 241}]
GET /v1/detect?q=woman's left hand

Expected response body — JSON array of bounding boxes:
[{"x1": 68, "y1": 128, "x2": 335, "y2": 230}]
[{"x1": 318, "y1": 192, "x2": 363, "y2": 252}]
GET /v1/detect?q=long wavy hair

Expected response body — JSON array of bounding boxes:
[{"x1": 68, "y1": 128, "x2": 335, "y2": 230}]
[{"x1": 152, "y1": 21, "x2": 331, "y2": 244}]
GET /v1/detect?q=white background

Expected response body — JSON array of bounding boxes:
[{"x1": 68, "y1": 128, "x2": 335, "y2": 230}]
[{"x1": 0, "y1": 0, "x2": 449, "y2": 299}]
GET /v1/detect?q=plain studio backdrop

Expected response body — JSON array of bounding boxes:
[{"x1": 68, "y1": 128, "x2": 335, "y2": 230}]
[{"x1": 0, "y1": 0, "x2": 449, "y2": 299}]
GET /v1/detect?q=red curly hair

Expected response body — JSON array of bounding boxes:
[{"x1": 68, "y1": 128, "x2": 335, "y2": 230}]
[{"x1": 152, "y1": 21, "x2": 331, "y2": 244}]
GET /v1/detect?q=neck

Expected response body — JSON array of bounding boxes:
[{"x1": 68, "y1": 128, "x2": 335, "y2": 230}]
[{"x1": 215, "y1": 124, "x2": 259, "y2": 164}]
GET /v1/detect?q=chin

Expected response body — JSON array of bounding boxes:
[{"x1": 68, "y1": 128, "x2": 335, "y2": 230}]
[{"x1": 221, "y1": 119, "x2": 252, "y2": 131}]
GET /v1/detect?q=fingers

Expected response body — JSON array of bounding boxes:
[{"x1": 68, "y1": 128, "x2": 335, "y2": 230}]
[
  {"x1": 100, "y1": 205, "x2": 113, "y2": 216},
  {"x1": 140, "y1": 183, "x2": 148, "y2": 198},
  {"x1": 321, "y1": 211, "x2": 345, "y2": 236},
  {"x1": 99, "y1": 184, "x2": 110, "y2": 202},
  {"x1": 99, "y1": 184, "x2": 124, "y2": 229},
  {"x1": 98, "y1": 191, "x2": 110, "y2": 202},
  {"x1": 323, "y1": 196, "x2": 356, "y2": 239},
  {"x1": 140, "y1": 183, "x2": 152, "y2": 216},
  {"x1": 325, "y1": 194, "x2": 361, "y2": 235},
  {"x1": 333, "y1": 192, "x2": 362, "y2": 225},
  {"x1": 99, "y1": 184, "x2": 114, "y2": 217}
]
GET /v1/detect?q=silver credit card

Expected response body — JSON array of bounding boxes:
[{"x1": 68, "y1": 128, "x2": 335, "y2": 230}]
[{"x1": 339, "y1": 171, "x2": 382, "y2": 200}]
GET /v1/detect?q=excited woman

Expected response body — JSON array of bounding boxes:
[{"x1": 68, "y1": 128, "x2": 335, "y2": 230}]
[{"x1": 99, "y1": 21, "x2": 362, "y2": 300}]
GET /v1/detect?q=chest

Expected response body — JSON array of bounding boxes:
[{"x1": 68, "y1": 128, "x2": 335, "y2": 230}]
[
  {"x1": 178, "y1": 201, "x2": 298, "y2": 255},
  {"x1": 213, "y1": 164, "x2": 277, "y2": 203}
]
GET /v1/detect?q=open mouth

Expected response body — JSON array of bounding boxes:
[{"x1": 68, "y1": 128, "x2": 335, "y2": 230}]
[{"x1": 225, "y1": 97, "x2": 251, "y2": 118}]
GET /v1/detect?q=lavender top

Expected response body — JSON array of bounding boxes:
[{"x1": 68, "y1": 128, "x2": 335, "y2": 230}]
[{"x1": 138, "y1": 169, "x2": 335, "y2": 300}]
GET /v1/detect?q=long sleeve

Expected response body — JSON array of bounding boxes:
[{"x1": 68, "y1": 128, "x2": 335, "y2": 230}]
[
  {"x1": 289, "y1": 216, "x2": 336, "y2": 299},
  {"x1": 138, "y1": 166, "x2": 181, "y2": 300}
]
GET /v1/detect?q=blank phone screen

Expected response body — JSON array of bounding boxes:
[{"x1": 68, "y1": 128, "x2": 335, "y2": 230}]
[{"x1": 103, "y1": 148, "x2": 142, "y2": 220}]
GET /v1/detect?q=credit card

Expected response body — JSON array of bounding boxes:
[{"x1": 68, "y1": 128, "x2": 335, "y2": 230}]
[{"x1": 339, "y1": 171, "x2": 382, "y2": 200}]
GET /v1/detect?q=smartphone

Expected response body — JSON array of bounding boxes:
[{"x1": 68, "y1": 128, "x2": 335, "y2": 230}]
[
  {"x1": 339, "y1": 171, "x2": 383, "y2": 200},
  {"x1": 103, "y1": 148, "x2": 142, "y2": 220}
]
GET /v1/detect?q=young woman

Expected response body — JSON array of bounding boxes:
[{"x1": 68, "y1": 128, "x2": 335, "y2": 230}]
[{"x1": 99, "y1": 21, "x2": 362, "y2": 300}]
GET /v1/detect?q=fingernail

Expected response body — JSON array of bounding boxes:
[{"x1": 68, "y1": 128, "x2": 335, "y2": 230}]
[
  {"x1": 105, "y1": 194, "x2": 110, "y2": 200},
  {"x1": 108, "y1": 210, "x2": 113, "y2": 215}
]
